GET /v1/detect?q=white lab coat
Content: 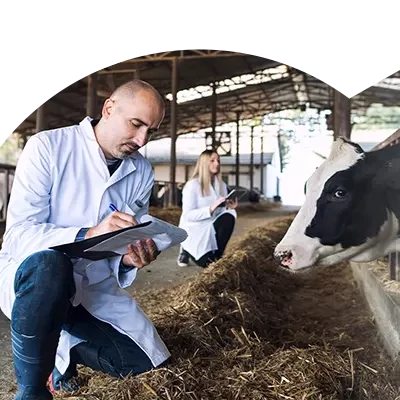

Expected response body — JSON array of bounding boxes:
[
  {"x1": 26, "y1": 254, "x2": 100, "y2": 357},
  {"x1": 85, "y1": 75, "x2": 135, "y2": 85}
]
[
  {"x1": 0, "y1": 117, "x2": 170, "y2": 374},
  {"x1": 178, "y1": 178, "x2": 237, "y2": 260}
]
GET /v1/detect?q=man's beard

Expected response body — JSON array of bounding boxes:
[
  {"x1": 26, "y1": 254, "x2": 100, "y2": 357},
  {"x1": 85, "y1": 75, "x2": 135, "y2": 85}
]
[{"x1": 116, "y1": 144, "x2": 140, "y2": 159}]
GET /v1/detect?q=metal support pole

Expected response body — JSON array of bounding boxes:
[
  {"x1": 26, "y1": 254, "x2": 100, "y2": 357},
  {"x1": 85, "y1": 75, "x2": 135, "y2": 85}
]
[
  {"x1": 185, "y1": 165, "x2": 189, "y2": 182},
  {"x1": 389, "y1": 253, "x2": 400, "y2": 281},
  {"x1": 260, "y1": 135, "x2": 264, "y2": 194},
  {"x1": 36, "y1": 104, "x2": 47, "y2": 133},
  {"x1": 235, "y1": 112, "x2": 240, "y2": 187},
  {"x1": 169, "y1": 57, "x2": 178, "y2": 207},
  {"x1": 211, "y1": 83, "x2": 217, "y2": 150},
  {"x1": 87, "y1": 73, "x2": 98, "y2": 117},
  {"x1": 2, "y1": 169, "x2": 9, "y2": 220}
]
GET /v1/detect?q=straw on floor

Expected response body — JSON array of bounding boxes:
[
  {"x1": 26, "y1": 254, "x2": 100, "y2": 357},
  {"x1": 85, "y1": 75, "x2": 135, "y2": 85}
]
[{"x1": 57, "y1": 216, "x2": 400, "y2": 400}]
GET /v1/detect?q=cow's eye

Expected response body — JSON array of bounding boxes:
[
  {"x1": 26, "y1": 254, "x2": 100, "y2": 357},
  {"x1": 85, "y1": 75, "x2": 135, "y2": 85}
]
[{"x1": 333, "y1": 189, "x2": 347, "y2": 198}]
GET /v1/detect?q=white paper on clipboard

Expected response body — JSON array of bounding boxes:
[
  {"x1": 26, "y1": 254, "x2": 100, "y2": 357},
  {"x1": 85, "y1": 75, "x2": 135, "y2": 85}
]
[{"x1": 83, "y1": 214, "x2": 188, "y2": 255}]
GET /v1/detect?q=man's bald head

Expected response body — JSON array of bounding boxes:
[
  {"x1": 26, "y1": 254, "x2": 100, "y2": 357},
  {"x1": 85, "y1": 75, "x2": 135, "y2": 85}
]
[
  {"x1": 96, "y1": 79, "x2": 165, "y2": 160},
  {"x1": 110, "y1": 79, "x2": 165, "y2": 114}
]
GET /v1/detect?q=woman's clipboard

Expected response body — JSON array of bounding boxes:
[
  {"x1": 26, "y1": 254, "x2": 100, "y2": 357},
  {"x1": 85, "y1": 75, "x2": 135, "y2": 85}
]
[{"x1": 50, "y1": 216, "x2": 188, "y2": 261}]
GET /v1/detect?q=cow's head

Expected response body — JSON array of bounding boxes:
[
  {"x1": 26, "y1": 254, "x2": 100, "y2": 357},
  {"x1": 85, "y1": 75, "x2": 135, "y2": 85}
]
[{"x1": 274, "y1": 137, "x2": 400, "y2": 271}]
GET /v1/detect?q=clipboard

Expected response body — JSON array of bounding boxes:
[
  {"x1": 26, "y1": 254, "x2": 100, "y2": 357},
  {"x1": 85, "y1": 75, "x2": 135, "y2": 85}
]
[
  {"x1": 50, "y1": 216, "x2": 188, "y2": 261},
  {"x1": 226, "y1": 188, "x2": 247, "y2": 202}
]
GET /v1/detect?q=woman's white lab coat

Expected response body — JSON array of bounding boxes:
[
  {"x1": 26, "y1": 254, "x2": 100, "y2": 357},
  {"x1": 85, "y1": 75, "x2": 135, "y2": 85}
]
[
  {"x1": 179, "y1": 178, "x2": 237, "y2": 260},
  {"x1": 0, "y1": 117, "x2": 170, "y2": 374}
]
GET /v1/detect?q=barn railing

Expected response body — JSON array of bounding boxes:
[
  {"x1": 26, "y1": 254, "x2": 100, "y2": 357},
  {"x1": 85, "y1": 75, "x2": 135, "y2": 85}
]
[
  {"x1": 0, "y1": 163, "x2": 16, "y2": 239},
  {"x1": 0, "y1": 163, "x2": 15, "y2": 221},
  {"x1": 372, "y1": 128, "x2": 400, "y2": 280}
]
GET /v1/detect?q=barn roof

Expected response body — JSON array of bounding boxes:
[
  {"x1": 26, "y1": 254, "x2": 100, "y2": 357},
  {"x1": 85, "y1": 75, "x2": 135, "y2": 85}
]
[{"x1": 15, "y1": 50, "x2": 400, "y2": 140}]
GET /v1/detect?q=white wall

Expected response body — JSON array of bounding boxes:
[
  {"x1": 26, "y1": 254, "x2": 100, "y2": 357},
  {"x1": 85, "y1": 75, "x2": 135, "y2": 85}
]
[
  {"x1": 152, "y1": 165, "x2": 195, "y2": 184},
  {"x1": 279, "y1": 143, "x2": 324, "y2": 205},
  {"x1": 266, "y1": 164, "x2": 278, "y2": 199}
]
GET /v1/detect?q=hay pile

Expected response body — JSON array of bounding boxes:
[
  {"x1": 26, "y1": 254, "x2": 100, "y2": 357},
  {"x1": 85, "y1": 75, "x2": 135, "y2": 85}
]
[
  {"x1": 148, "y1": 206, "x2": 182, "y2": 226},
  {"x1": 235, "y1": 202, "x2": 281, "y2": 216},
  {"x1": 58, "y1": 216, "x2": 400, "y2": 400}
]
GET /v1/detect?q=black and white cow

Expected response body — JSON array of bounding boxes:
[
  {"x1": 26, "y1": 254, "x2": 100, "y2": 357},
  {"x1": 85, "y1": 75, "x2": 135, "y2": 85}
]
[{"x1": 274, "y1": 136, "x2": 400, "y2": 271}]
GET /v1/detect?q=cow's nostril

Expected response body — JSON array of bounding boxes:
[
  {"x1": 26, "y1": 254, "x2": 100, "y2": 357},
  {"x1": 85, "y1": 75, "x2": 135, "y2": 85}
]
[{"x1": 275, "y1": 250, "x2": 293, "y2": 268}]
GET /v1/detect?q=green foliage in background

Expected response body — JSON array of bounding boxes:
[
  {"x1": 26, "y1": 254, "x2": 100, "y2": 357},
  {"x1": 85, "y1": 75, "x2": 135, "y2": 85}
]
[{"x1": 0, "y1": 133, "x2": 21, "y2": 165}]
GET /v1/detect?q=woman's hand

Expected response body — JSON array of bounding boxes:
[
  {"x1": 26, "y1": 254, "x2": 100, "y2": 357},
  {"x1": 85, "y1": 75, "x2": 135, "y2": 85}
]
[
  {"x1": 210, "y1": 197, "x2": 227, "y2": 214},
  {"x1": 226, "y1": 198, "x2": 239, "y2": 209}
]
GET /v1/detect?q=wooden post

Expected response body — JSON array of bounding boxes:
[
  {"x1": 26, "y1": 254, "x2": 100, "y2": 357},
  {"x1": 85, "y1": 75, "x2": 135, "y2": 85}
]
[
  {"x1": 36, "y1": 104, "x2": 47, "y2": 133},
  {"x1": 333, "y1": 89, "x2": 351, "y2": 139},
  {"x1": 87, "y1": 73, "x2": 98, "y2": 117}
]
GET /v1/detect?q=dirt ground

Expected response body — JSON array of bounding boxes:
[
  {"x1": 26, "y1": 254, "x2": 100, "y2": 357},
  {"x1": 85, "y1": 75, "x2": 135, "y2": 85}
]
[{"x1": 0, "y1": 205, "x2": 296, "y2": 400}]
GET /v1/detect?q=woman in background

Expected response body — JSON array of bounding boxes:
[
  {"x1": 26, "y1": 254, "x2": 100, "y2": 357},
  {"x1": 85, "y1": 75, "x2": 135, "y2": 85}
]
[{"x1": 177, "y1": 149, "x2": 238, "y2": 268}]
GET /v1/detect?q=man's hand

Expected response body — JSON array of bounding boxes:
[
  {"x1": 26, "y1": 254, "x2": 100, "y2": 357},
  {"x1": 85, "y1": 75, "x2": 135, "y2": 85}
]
[
  {"x1": 85, "y1": 211, "x2": 137, "y2": 239},
  {"x1": 122, "y1": 239, "x2": 159, "y2": 269}
]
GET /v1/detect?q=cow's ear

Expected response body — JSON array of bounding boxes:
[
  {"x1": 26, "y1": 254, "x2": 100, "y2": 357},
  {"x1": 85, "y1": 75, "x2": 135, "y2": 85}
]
[{"x1": 328, "y1": 137, "x2": 364, "y2": 161}]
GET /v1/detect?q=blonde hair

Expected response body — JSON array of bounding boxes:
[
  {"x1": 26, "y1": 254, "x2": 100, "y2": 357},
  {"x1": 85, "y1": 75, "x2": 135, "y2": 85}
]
[{"x1": 191, "y1": 149, "x2": 223, "y2": 197}]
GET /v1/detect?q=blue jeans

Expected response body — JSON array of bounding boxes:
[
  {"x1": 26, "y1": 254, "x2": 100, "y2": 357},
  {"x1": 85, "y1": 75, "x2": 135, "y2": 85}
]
[{"x1": 11, "y1": 249, "x2": 165, "y2": 386}]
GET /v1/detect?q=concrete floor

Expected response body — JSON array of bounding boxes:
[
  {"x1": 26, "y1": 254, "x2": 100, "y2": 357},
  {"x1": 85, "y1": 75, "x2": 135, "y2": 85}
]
[{"x1": 0, "y1": 206, "x2": 298, "y2": 399}]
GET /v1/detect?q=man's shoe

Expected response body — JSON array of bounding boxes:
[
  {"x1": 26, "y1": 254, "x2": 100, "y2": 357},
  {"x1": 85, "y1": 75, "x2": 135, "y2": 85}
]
[
  {"x1": 177, "y1": 253, "x2": 189, "y2": 267},
  {"x1": 48, "y1": 364, "x2": 79, "y2": 393}
]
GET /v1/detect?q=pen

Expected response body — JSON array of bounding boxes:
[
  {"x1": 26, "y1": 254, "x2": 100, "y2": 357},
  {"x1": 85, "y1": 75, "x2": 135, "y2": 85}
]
[{"x1": 109, "y1": 203, "x2": 118, "y2": 212}]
